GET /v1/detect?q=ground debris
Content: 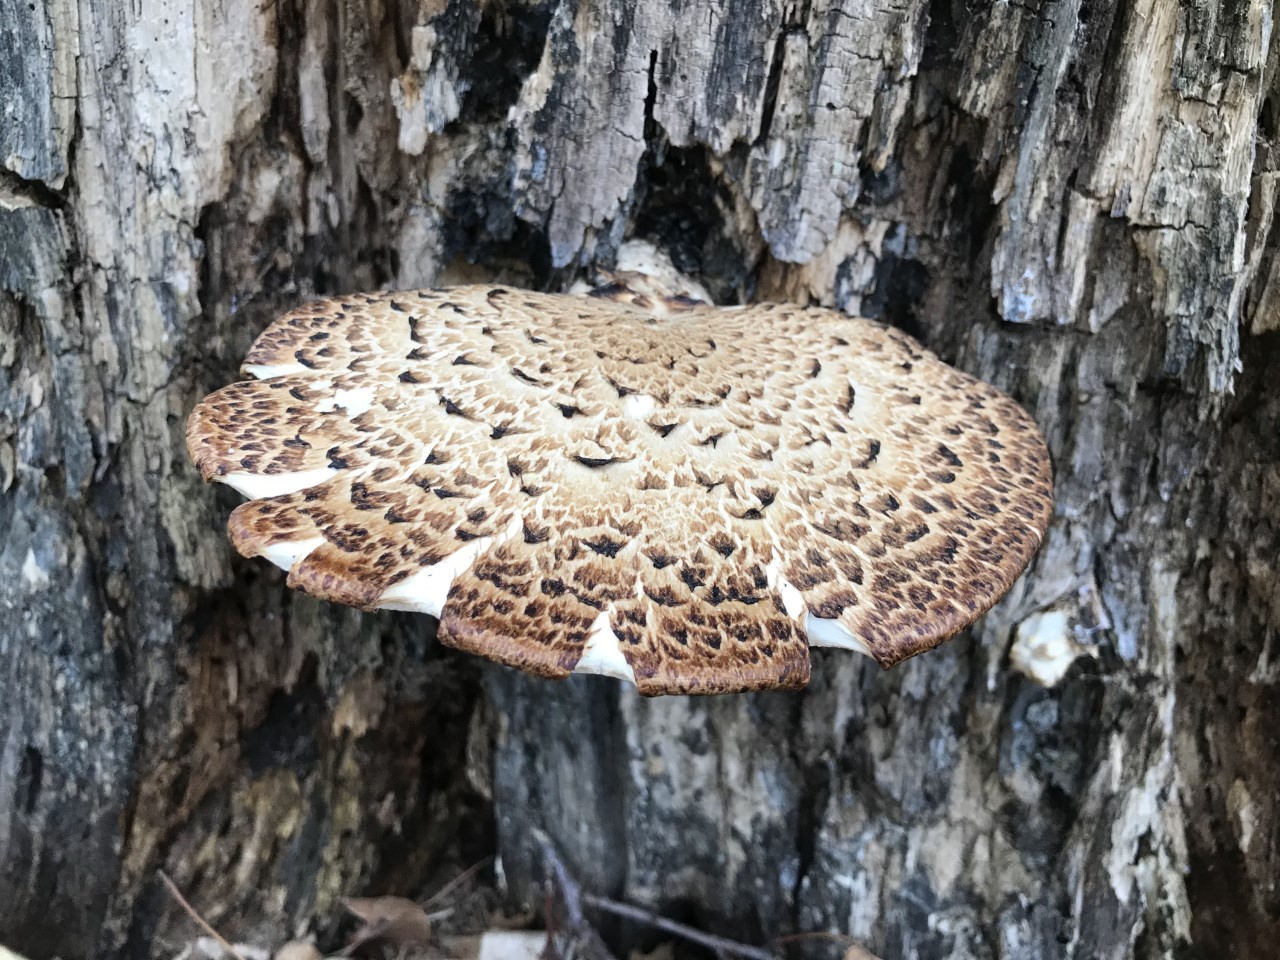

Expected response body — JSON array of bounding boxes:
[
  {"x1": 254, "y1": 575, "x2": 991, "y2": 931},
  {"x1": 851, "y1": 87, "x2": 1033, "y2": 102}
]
[
  {"x1": 273, "y1": 943, "x2": 322, "y2": 960},
  {"x1": 458, "y1": 931, "x2": 547, "y2": 959},
  {"x1": 173, "y1": 938, "x2": 269, "y2": 960},
  {"x1": 155, "y1": 843, "x2": 882, "y2": 960},
  {"x1": 343, "y1": 896, "x2": 435, "y2": 950}
]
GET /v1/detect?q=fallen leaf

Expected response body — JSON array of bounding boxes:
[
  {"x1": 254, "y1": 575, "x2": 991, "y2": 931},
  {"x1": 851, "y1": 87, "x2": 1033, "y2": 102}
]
[
  {"x1": 273, "y1": 942, "x2": 322, "y2": 960},
  {"x1": 344, "y1": 896, "x2": 433, "y2": 946},
  {"x1": 437, "y1": 935, "x2": 482, "y2": 958},
  {"x1": 172, "y1": 938, "x2": 269, "y2": 960}
]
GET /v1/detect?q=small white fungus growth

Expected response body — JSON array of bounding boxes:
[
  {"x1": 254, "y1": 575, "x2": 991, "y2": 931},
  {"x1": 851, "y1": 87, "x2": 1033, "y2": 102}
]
[
  {"x1": 21, "y1": 548, "x2": 50, "y2": 589},
  {"x1": 1010, "y1": 609, "x2": 1084, "y2": 686}
]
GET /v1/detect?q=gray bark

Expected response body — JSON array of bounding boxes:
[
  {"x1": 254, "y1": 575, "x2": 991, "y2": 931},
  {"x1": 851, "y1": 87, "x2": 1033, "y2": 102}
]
[{"x1": 1, "y1": 0, "x2": 1277, "y2": 958}]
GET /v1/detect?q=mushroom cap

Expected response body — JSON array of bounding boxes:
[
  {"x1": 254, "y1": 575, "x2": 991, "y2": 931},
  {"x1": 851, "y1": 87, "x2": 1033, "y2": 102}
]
[{"x1": 188, "y1": 286, "x2": 1053, "y2": 695}]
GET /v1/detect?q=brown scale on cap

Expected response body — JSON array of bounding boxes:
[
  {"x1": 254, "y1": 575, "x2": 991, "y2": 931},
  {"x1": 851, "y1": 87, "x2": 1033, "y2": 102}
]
[{"x1": 187, "y1": 285, "x2": 1054, "y2": 695}]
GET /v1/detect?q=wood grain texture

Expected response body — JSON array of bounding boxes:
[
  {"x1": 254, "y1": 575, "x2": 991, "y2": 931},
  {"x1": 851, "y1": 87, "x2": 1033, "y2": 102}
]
[{"x1": 1, "y1": 0, "x2": 1277, "y2": 958}]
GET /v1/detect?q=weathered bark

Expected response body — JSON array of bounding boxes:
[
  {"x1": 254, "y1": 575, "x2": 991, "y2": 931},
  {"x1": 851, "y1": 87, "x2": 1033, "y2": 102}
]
[{"x1": 1, "y1": 1, "x2": 1277, "y2": 958}]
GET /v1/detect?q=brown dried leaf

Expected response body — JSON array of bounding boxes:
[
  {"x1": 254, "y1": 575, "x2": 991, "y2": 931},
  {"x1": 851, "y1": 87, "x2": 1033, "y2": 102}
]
[
  {"x1": 436, "y1": 935, "x2": 482, "y2": 959},
  {"x1": 344, "y1": 896, "x2": 433, "y2": 946}
]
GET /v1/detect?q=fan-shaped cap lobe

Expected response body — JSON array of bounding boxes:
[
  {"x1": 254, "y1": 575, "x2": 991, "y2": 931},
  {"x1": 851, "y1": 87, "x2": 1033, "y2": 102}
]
[{"x1": 188, "y1": 286, "x2": 1053, "y2": 695}]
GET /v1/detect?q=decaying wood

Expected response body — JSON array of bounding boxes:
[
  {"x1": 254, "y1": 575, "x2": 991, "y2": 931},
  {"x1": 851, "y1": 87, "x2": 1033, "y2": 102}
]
[{"x1": 1, "y1": 0, "x2": 1278, "y2": 959}]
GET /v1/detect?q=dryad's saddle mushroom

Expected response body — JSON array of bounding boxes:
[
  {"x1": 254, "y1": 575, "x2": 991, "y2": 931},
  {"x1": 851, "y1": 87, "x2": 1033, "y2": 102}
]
[{"x1": 188, "y1": 281, "x2": 1053, "y2": 695}]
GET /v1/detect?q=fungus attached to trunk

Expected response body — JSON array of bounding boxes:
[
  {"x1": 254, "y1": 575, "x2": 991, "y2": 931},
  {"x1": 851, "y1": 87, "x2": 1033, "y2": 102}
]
[{"x1": 187, "y1": 284, "x2": 1053, "y2": 695}]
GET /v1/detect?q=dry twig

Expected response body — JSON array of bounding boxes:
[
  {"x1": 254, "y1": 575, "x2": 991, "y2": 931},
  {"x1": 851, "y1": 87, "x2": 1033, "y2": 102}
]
[
  {"x1": 580, "y1": 893, "x2": 774, "y2": 960},
  {"x1": 424, "y1": 856, "x2": 494, "y2": 908},
  {"x1": 535, "y1": 832, "x2": 616, "y2": 960},
  {"x1": 157, "y1": 870, "x2": 248, "y2": 960},
  {"x1": 535, "y1": 833, "x2": 776, "y2": 960}
]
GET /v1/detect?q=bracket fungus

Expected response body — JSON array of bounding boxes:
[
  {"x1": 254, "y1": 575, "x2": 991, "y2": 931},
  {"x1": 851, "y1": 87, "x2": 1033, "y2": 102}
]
[{"x1": 188, "y1": 282, "x2": 1053, "y2": 695}]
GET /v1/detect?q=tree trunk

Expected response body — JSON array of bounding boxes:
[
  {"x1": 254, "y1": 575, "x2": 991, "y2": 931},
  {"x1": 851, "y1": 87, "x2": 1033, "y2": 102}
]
[{"x1": 2, "y1": 0, "x2": 1277, "y2": 958}]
